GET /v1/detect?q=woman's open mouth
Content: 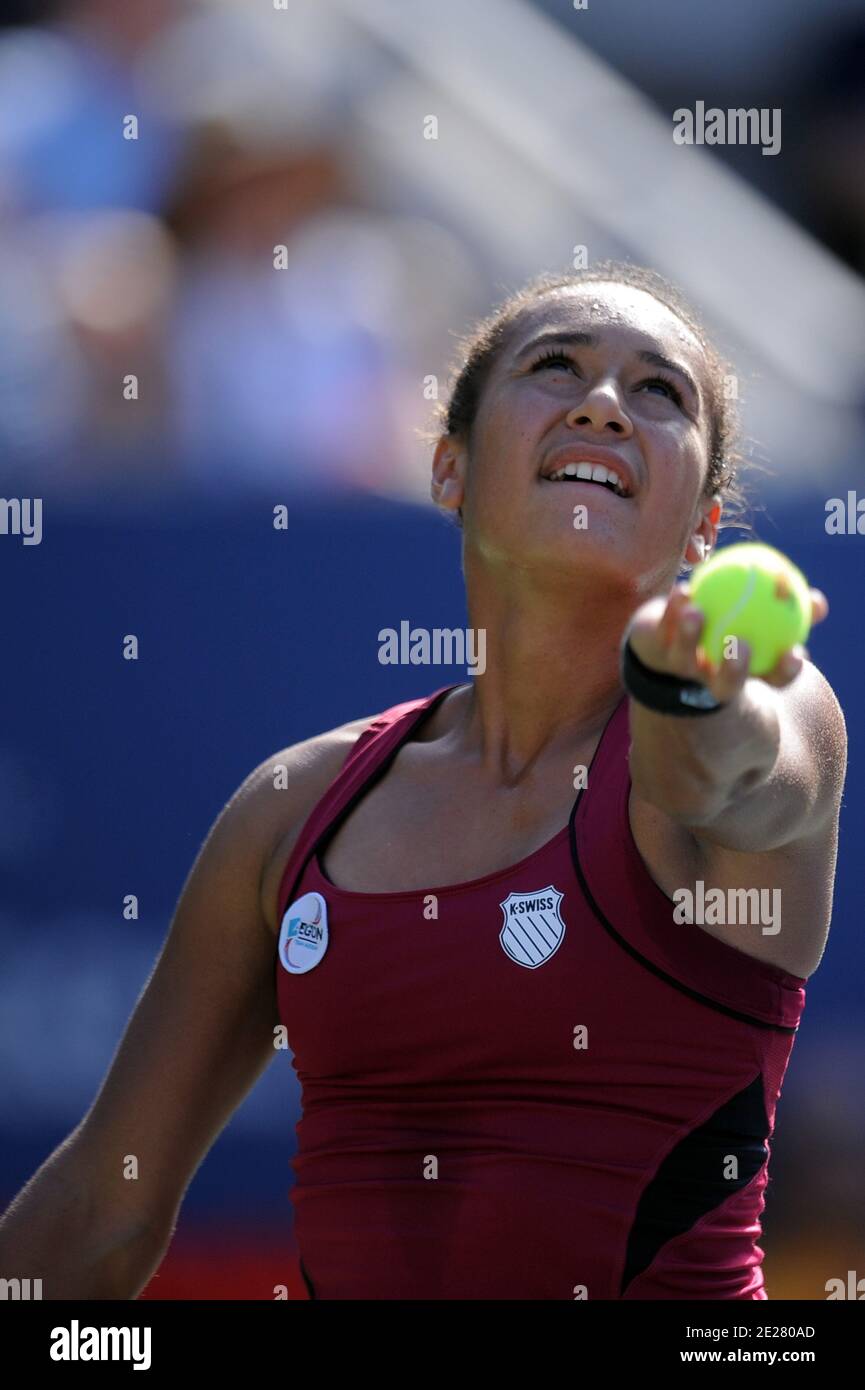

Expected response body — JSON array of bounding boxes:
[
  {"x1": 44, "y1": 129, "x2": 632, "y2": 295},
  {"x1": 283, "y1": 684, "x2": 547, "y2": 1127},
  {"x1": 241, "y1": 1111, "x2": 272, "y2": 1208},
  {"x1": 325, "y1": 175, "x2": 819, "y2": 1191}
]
[{"x1": 541, "y1": 461, "x2": 631, "y2": 499}]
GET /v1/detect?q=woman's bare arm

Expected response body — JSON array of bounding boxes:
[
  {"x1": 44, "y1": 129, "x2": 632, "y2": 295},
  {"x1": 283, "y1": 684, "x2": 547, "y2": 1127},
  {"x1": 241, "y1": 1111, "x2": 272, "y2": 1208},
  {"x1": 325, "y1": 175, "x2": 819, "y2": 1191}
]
[{"x1": 0, "y1": 715, "x2": 371, "y2": 1299}]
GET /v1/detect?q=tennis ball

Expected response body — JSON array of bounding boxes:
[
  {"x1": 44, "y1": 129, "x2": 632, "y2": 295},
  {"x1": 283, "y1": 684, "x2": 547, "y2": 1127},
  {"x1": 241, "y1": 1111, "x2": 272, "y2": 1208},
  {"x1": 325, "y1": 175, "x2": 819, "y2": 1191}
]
[{"x1": 689, "y1": 542, "x2": 812, "y2": 676}]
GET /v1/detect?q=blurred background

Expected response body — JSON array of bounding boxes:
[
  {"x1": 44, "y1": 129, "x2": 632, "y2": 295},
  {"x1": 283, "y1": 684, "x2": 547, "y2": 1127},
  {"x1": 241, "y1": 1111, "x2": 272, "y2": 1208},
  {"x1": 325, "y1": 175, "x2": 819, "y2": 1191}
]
[{"x1": 1, "y1": 0, "x2": 863, "y2": 1299}]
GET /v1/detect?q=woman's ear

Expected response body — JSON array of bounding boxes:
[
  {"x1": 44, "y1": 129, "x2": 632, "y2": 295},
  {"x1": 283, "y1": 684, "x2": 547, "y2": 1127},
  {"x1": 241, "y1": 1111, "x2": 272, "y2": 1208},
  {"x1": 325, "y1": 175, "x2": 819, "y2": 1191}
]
[
  {"x1": 431, "y1": 434, "x2": 467, "y2": 514},
  {"x1": 684, "y1": 493, "x2": 722, "y2": 568}
]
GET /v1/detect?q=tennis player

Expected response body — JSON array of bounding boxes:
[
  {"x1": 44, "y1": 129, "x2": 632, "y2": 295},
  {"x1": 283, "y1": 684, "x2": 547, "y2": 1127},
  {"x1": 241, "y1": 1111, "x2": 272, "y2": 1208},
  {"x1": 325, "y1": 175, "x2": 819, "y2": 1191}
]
[{"x1": 0, "y1": 263, "x2": 846, "y2": 1300}]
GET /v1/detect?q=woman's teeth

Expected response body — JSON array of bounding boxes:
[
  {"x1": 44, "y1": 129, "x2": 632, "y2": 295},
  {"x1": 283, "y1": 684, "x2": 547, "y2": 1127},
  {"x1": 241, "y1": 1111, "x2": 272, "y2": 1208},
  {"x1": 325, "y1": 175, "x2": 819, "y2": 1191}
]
[{"x1": 545, "y1": 462, "x2": 629, "y2": 497}]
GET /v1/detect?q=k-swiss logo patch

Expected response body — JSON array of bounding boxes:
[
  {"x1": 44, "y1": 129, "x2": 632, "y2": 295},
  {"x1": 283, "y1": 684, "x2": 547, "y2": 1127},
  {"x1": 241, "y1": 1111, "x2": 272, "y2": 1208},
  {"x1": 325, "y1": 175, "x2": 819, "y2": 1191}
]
[
  {"x1": 499, "y1": 886, "x2": 566, "y2": 968},
  {"x1": 278, "y1": 891, "x2": 329, "y2": 974}
]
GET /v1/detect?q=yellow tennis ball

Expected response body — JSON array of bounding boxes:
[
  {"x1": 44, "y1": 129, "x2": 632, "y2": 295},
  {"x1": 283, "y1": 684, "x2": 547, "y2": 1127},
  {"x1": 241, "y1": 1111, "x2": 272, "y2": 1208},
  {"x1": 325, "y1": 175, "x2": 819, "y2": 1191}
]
[{"x1": 689, "y1": 542, "x2": 812, "y2": 676}]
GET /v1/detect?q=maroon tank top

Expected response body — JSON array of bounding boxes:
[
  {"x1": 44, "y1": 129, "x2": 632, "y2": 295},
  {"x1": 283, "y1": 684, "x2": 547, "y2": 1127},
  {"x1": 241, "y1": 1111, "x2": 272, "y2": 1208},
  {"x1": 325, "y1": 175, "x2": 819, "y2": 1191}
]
[{"x1": 274, "y1": 685, "x2": 806, "y2": 1300}]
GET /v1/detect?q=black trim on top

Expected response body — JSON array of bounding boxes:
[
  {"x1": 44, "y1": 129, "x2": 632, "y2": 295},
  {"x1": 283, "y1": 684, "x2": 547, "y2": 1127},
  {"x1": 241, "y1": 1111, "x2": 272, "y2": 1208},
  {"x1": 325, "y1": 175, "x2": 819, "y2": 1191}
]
[
  {"x1": 278, "y1": 684, "x2": 460, "y2": 916},
  {"x1": 568, "y1": 807, "x2": 798, "y2": 1035},
  {"x1": 314, "y1": 685, "x2": 460, "y2": 878}
]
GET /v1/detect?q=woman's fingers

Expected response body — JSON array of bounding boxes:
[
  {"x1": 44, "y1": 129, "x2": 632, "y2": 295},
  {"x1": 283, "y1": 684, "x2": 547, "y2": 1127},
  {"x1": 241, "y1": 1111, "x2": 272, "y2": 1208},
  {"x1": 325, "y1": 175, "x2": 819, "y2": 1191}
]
[{"x1": 810, "y1": 589, "x2": 829, "y2": 626}]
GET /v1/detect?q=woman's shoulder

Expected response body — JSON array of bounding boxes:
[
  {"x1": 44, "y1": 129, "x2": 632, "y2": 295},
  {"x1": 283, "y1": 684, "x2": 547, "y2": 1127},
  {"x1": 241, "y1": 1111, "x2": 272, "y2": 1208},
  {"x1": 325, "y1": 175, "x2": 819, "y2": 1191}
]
[
  {"x1": 232, "y1": 712, "x2": 381, "y2": 936},
  {"x1": 251, "y1": 685, "x2": 468, "y2": 932}
]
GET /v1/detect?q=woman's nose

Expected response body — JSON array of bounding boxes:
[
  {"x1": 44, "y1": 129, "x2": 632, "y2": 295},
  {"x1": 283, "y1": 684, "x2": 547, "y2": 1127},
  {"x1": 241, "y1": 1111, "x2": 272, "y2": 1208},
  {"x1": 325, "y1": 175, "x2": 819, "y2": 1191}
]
[{"x1": 565, "y1": 383, "x2": 633, "y2": 437}]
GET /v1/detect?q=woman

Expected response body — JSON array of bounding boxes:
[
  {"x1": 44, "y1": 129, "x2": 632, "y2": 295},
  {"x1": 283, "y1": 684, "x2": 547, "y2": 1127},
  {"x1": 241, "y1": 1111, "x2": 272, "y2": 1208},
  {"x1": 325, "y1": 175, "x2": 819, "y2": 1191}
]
[{"x1": 0, "y1": 263, "x2": 846, "y2": 1300}]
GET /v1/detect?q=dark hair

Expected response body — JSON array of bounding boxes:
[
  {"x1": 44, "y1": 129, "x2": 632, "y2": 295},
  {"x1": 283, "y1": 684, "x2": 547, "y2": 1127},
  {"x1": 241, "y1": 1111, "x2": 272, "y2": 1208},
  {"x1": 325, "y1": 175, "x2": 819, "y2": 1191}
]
[{"x1": 434, "y1": 261, "x2": 749, "y2": 530}]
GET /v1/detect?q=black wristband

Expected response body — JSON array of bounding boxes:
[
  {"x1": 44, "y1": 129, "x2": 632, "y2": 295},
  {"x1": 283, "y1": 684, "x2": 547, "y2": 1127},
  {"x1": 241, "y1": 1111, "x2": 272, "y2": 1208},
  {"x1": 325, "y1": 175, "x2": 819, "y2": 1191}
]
[{"x1": 621, "y1": 639, "x2": 726, "y2": 717}]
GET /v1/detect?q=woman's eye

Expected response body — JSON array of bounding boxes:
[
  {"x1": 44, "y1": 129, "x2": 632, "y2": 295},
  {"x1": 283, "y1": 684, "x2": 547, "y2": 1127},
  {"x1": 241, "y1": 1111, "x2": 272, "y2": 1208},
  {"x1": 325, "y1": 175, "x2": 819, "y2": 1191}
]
[
  {"x1": 531, "y1": 352, "x2": 578, "y2": 374},
  {"x1": 639, "y1": 375, "x2": 683, "y2": 405}
]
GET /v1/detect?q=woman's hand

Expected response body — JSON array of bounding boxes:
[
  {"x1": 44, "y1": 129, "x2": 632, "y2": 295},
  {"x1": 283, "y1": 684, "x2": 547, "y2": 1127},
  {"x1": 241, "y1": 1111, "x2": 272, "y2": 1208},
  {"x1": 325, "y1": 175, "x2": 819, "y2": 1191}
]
[{"x1": 626, "y1": 582, "x2": 829, "y2": 705}]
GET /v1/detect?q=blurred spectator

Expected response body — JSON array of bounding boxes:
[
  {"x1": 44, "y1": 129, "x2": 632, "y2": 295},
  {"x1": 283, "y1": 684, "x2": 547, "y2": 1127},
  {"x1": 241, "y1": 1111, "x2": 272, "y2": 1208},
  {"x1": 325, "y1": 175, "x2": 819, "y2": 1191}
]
[
  {"x1": 0, "y1": 0, "x2": 187, "y2": 482},
  {"x1": 147, "y1": 5, "x2": 419, "y2": 491},
  {"x1": 0, "y1": 0, "x2": 448, "y2": 494},
  {"x1": 162, "y1": 123, "x2": 414, "y2": 490},
  {"x1": 0, "y1": 0, "x2": 187, "y2": 215}
]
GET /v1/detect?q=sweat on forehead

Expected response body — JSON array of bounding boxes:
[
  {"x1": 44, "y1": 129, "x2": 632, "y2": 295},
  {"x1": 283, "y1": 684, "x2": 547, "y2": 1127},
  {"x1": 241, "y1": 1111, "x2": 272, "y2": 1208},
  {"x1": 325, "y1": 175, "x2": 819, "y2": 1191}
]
[{"x1": 507, "y1": 282, "x2": 707, "y2": 364}]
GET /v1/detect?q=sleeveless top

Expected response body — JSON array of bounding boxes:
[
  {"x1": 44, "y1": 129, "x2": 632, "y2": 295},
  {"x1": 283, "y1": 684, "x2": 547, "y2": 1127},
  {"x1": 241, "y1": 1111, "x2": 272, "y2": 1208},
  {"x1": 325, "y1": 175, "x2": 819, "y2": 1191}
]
[{"x1": 274, "y1": 685, "x2": 806, "y2": 1300}]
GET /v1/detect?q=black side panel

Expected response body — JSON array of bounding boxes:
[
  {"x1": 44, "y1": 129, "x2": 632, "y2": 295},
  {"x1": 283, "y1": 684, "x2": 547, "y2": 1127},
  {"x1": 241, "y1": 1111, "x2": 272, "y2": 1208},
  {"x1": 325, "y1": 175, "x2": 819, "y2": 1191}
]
[
  {"x1": 621, "y1": 1073, "x2": 769, "y2": 1294},
  {"x1": 299, "y1": 1256, "x2": 317, "y2": 1300}
]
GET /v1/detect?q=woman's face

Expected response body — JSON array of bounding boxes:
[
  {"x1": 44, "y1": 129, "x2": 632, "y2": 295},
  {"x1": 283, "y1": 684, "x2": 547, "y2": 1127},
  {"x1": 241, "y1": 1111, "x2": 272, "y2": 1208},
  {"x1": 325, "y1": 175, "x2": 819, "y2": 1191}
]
[{"x1": 436, "y1": 283, "x2": 720, "y2": 597}]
